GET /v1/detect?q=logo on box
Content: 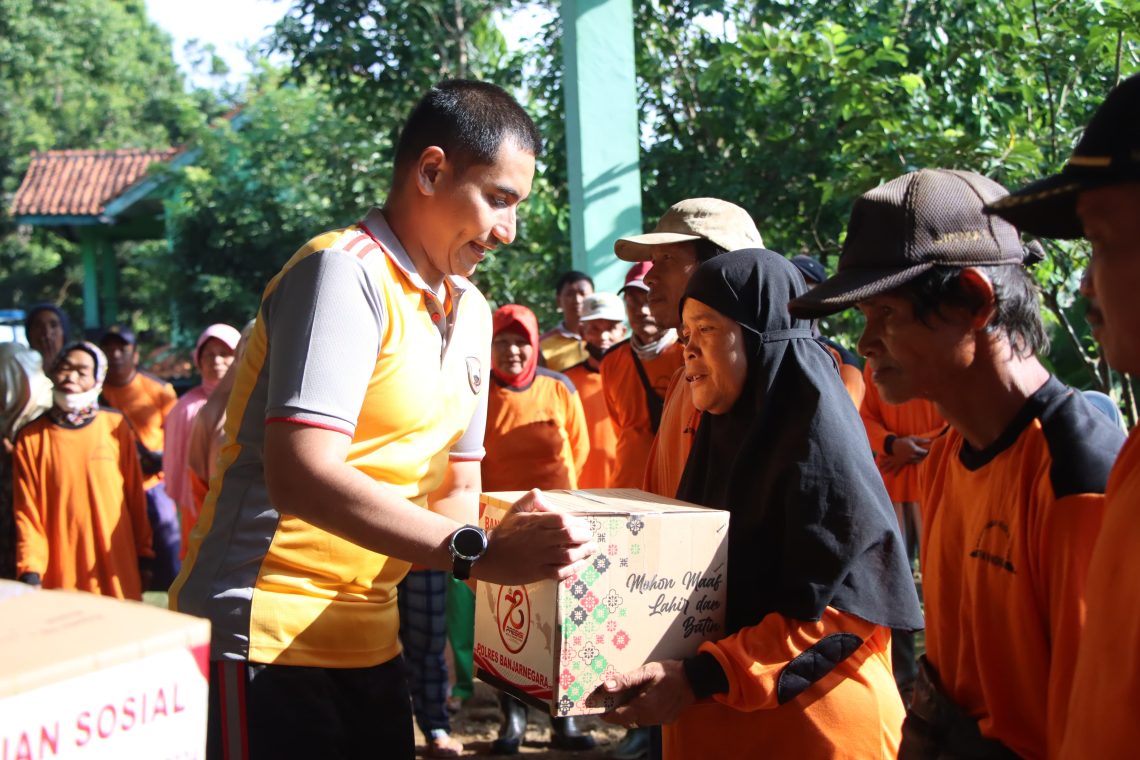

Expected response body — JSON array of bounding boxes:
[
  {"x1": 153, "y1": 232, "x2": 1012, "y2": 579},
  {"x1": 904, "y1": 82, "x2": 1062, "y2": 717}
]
[{"x1": 497, "y1": 586, "x2": 531, "y2": 654}]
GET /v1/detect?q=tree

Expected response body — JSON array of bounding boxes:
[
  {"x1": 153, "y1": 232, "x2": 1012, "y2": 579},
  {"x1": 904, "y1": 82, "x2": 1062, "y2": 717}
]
[
  {"x1": 0, "y1": 0, "x2": 206, "y2": 321},
  {"x1": 631, "y1": 0, "x2": 1140, "y2": 416}
]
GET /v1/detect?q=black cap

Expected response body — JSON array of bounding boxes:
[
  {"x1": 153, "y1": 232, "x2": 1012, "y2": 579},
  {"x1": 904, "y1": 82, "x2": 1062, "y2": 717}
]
[
  {"x1": 98, "y1": 324, "x2": 136, "y2": 346},
  {"x1": 986, "y1": 74, "x2": 1140, "y2": 239},
  {"x1": 789, "y1": 169, "x2": 1035, "y2": 319},
  {"x1": 790, "y1": 255, "x2": 827, "y2": 285}
]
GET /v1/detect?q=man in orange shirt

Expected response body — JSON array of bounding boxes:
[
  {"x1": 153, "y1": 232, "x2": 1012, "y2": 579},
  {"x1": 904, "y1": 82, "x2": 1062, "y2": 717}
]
[
  {"x1": 564, "y1": 293, "x2": 625, "y2": 488},
  {"x1": 790, "y1": 169, "x2": 1124, "y2": 759},
  {"x1": 986, "y1": 73, "x2": 1140, "y2": 760},
  {"x1": 858, "y1": 367, "x2": 944, "y2": 701},
  {"x1": 599, "y1": 262, "x2": 685, "y2": 490},
  {"x1": 99, "y1": 325, "x2": 180, "y2": 589},
  {"x1": 618, "y1": 199, "x2": 763, "y2": 500},
  {"x1": 790, "y1": 254, "x2": 866, "y2": 408}
]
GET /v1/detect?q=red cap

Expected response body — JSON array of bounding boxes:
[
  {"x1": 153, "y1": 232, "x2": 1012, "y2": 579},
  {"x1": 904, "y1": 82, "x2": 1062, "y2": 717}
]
[{"x1": 619, "y1": 261, "x2": 652, "y2": 293}]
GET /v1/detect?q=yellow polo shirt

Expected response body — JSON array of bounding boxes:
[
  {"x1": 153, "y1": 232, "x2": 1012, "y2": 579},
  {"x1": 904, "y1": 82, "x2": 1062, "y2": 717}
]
[{"x1": 171, "y1": 209, "x2": 490, "y2": 668}]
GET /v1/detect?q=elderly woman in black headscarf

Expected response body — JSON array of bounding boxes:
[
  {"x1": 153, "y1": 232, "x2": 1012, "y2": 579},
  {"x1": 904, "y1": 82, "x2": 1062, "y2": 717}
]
[{"x1": 602, "y1": 249, "x2": 923, "y2": 759}]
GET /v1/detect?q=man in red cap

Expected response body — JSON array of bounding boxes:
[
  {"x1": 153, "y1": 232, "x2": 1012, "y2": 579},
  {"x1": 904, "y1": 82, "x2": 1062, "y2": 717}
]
[
  {"x1": 986, "y1": 73, "x2": 1140, "y2": 759},
  {"x1": 599, "y1": 261, "x2": 684, "y2": 490}
]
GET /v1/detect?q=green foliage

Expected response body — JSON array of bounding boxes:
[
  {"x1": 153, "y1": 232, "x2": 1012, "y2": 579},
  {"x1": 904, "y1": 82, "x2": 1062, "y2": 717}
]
[
  {"x1": 0, "y1": 0, "x2": 205, "y2": 318},
  {"x1": 632, "y1": 0, "x2": 1140, "y2": 407}
]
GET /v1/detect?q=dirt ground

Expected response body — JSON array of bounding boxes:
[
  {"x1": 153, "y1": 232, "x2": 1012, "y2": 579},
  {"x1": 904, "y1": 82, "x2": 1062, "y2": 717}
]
[{"x1": 413, "y1": 682, "x2": 629, "y2": 758}]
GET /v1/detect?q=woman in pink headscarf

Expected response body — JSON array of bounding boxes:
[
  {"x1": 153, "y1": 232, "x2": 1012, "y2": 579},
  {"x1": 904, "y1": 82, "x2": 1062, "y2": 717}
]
[{"x1": 162, "y1": 324, "x2": 240, "y2": 555}]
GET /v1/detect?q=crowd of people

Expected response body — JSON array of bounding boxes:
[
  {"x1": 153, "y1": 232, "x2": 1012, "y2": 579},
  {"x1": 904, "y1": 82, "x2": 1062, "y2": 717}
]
[{"x1": 0, "y1": 73, "x2": 1136, "y2": 760}]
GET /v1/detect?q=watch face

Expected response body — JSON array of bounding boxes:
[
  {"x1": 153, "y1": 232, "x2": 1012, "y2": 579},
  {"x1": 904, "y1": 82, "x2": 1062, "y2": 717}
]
[{"x1": 453, "y1": 527, "x2": 487, "y2": 560}]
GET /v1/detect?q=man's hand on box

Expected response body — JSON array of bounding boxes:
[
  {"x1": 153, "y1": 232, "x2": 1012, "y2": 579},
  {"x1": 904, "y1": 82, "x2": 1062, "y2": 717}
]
[
  {"x1": 474, "y1": 489, "x2": 597, "y2": 585},
  {"x1": 601, "y1": 659, "x2": 695, "y2": 728}
]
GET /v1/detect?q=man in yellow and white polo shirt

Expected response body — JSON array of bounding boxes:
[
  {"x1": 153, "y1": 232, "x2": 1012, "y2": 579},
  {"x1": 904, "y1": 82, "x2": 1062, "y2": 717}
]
[{"x1": 171, "y1": 80, "x2": 596, "y2": 760}]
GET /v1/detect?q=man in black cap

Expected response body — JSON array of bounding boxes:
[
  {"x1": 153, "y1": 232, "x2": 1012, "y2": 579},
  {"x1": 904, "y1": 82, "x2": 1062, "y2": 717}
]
[
  {"x1": 789, "y1": 254, "x2": 865, "y2": 407},
  {"x1": 789, "y1": 168, "x2": 1124, "y2": 758},
  {"x1": 986, "y1": 73, "x2": 1140, "y2": 758}
]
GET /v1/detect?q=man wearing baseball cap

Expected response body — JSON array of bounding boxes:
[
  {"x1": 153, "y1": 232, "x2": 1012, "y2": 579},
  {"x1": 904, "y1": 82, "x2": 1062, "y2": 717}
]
[
  {"x1": 790, "y1": 254, "x2": 866, "y2": 407},
  {"x1": 986, "y1": 73, "x2": 1140, "y2": 758},
  {"x1": 614, "y1": 198, "x2": 763, "y2": 501},
  {"x1": 789, "y1": 168, "x2": 1124, "y2": 758},
  {"x1": 597, "y1": 261, "x2": 685, "y2": 492},
  {"x1": 99, "y1": 324, "x2": 180, "y2": 589},
  {"x1": 564, "y1": 292, "x2": 626, "y2": 488}
]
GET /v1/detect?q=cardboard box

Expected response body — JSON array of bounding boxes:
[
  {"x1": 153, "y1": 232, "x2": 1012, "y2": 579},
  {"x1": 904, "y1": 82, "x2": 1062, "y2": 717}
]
[
  {"x1": 0, "y1": 582, "x2": 210, "y2": 760},
  {"x1": 474, "y1": 489, "x2": 729, "y2": 716}
]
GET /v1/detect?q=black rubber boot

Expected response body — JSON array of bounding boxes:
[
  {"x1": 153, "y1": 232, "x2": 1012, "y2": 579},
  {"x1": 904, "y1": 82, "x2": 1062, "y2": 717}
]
[
  {"x1": 550, "y1": 715, "x2": 597, "y2": 751},
  {"x1": 490, "y1": 694, "x2": 528, "y2": 755}
]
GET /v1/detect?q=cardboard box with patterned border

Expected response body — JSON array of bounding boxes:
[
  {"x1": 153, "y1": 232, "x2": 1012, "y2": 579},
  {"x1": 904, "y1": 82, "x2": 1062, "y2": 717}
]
[
  {"x1": 0, "y1": 582, "x2": 210, "y2": 759},
  {"x1": 474, "y1": 489, "x2": 729, "y2": 716}
]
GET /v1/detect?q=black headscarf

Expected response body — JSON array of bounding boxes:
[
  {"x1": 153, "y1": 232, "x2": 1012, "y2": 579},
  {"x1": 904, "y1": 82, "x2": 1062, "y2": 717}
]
[{"x1": 676, "y1": 249, "x2": 923, "y2": 634}]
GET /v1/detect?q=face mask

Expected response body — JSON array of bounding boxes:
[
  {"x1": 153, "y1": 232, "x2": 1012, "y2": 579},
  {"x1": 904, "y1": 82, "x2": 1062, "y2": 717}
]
[{"x1": 52, "y1": 387, "x2": 100, "y2": 412}]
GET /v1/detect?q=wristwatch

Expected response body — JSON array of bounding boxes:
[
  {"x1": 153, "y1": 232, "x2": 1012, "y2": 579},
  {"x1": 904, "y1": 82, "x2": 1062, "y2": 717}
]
[{"x1": 448, "y1": 525, "x2": 488, "y2": 581}]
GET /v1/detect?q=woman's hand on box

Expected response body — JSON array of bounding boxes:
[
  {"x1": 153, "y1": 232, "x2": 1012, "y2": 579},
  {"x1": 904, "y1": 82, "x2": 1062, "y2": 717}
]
[
  {"x1": 601, "y1": 659, "x2": 696, "y2": 727},
  {"x1": 474, "y1": 489, "x2": 597, "y2": 585}
]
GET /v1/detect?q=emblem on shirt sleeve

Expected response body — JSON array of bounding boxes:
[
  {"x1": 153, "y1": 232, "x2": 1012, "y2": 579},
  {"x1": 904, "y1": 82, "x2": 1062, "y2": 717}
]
[{"x1": 466, "y1": 356, "x2": 483, "y2": 394}]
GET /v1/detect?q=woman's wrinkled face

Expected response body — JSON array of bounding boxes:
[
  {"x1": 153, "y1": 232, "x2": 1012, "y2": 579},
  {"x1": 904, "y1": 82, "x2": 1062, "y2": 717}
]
[
  {"x1": 681, "y1": 298, "x2": 748, "y2": 414},
  {"x1": 52, "y1": 349, "x2": 96, "y2": 394},
  {"x1": 491, "y1": 330, "x2": 533, "y2": 378}
]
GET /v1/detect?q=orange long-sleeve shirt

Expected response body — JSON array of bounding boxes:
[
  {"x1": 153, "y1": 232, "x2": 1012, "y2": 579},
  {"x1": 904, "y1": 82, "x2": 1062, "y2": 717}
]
[
  {"x1": 13, "y1": 410, "x2": 153, "y2": 600},
  {"x1": 600, "y1": 341, "x2": 684, "y2": 489},
  {"x1": 916, "y1": 378, "x2": 1120, "y2": 758},
  {"x1": 563, "y1": 361, "x2": 616, "y2": 488},
  {"x1": 1060, "y1": 425, "x2": 1140, "y2": 759},
  {"x1": 859, "y1": 363, "x2": 944, "y2": 502},
  {"x1": 643, "y1": 367, "x2": 699, "y2": 498},
  {"x1": 482, "y1": 369, "x2": 589, "y2": 492},
  {"x1": 667, "y1": 607, "x2": 903, "y2": 759},
  {"x1": 101, "y1": 370, "x2": 177, "y2": 490}
]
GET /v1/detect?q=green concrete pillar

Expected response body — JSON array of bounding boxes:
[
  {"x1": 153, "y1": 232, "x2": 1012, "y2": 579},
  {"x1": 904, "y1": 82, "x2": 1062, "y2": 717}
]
[
  {"x1": 79, "y1": 231, "x2": 100, "y2": 329},
  {"x1": 98, "y1": 237, "x2": 118, "y2": 327},
  {"x1": 562, "y1": 0, "x2": 643, "y2": 295}
]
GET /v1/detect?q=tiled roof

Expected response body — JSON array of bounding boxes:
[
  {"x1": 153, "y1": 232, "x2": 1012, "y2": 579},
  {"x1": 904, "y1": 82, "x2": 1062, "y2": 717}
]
[{"x1": 10, "y1": 148, "x2": 178, "y2": 218}]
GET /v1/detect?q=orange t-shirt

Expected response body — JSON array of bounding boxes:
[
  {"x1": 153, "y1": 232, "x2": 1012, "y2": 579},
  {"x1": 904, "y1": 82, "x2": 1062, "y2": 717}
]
[
  {"x1": 13, "y1": 410, "x2": 153, "y2": 600},
  {"x1": 859, "y1": 363, "x2": 944, "y2": 502},
  {"x1": 1060, "y1": 425, "x2": 1140, "y2": 759},
  {"x1": 917, "y1": 378, "x2": 1121, "y2": 758},
  {"x1": 643, "y1": 367, "x2": 700, "y2": 498},
  {"x1": 667, "y1": 608, "x2": 904, "y2": 759},
  {"x1": 482, "y1": 369, "x2": 589, "y2": 492},
  {"x1": 101, "y1": 370, "x2": 177, "y2": 489},
  {"x1": 823, "y1": 345, "x2": 866, "y2": 409},
  {"x1": 563, "y1": 361, "x2": 617, "y2": 488},
  {"x1": 600, "y1": 341, "x2": 684, "y2": 489}
]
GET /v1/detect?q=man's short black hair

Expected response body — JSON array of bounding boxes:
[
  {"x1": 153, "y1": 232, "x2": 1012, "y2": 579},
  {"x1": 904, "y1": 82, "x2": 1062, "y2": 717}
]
[
  {"x1": 394, "y1": 79, "x2": 542, "y2": 176},
  {"x1": 694, "y1": 239, "x2": 728, "y2": 263},
  {"x1": 898, "y1": 264, "x2": 1050, "y2": 358},
  {"x1": 555, "y1": 271, "x2": 594, "y2": 295}
]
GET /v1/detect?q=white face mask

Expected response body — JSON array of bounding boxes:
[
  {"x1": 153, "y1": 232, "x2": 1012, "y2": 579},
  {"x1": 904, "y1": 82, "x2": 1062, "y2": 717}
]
[{"x1": 52, "y1": 387, "x2": 100, "y2": 412}]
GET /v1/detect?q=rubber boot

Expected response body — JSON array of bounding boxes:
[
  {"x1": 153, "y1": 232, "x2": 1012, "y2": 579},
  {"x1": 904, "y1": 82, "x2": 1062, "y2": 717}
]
[
  {"x1": 550, "y1": 715, "x2": 597, "y2": 751},
  {"x1": 490, "y1": 694, "x2": 528, "y2": 755}
]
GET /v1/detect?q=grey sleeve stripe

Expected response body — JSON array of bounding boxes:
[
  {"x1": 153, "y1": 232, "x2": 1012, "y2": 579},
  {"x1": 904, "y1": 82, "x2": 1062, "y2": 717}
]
[{"x1": 263, "y1": 250, "x2": 384, "y2": 434}]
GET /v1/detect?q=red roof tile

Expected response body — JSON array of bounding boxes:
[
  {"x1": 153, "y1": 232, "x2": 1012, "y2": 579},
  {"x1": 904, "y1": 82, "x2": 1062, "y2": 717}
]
[{"x1": 10, "y1": 148, "x2": 179, "y2": 218}]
